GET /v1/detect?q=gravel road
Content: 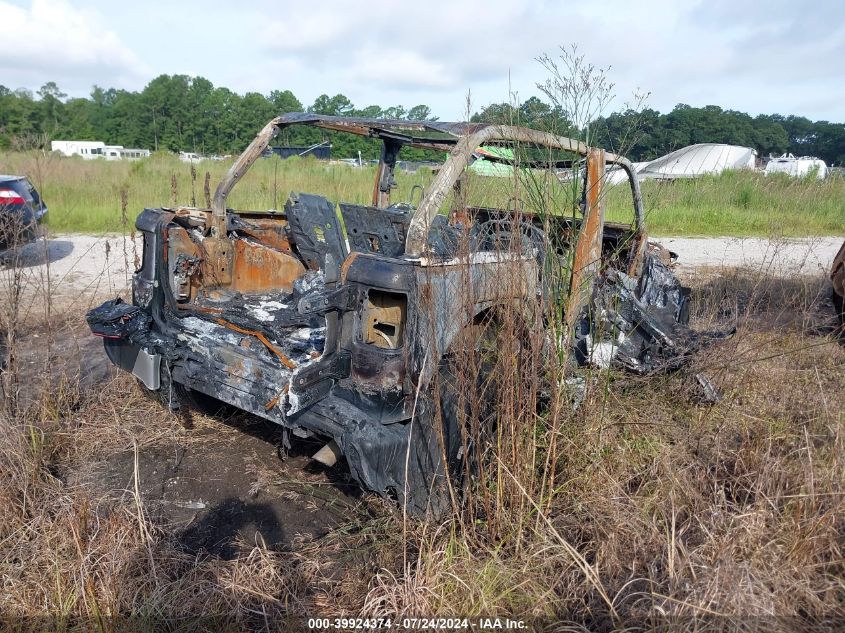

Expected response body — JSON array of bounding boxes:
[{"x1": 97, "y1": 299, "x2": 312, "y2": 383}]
[
  {"x1": 659, "y1": 236, "x2": 842, "y2": 277},
  {"x1": 0, "y1": 234, "x2": 142, "y2": 312},
  {"x1": 1, "y1": 233, "x2": 842, "y2": 310}
]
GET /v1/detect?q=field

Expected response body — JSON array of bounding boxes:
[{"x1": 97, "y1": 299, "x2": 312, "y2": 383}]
[
  {"x1": 1, "y1": 151, "x2": 844, "y2": 237},
  {"x1": 1, "y1": 149, "x2": 845, "y2": 630},
  {"x1": 1, "y1": 263, "x2": 843, "y2": 630}
]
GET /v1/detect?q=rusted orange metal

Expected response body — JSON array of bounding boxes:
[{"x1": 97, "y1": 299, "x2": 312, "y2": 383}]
[
  {"x1": 214, "y1": 318, "x2": 298, "y2": 370},
  {"x1": 567, "y1": 148, "x2": 606, "y2": 326},
  {"x1": 264, "y1": 384, "x2": 289, "y2": 410},
  {"x1": 200, "y1": 236, "x2": 234, "y2": 286},
  {"x1": 231, "y1": 238, "x2": 305, "y2": 294},
  {"x1": 236, "y1": 217, "x2": 296, "y2": 253},
  {"x1": 339, "y1": 251, "x2": 361, "y2": 283},
  {"x1": 371, "y1": 166, "x2": 385, "y2": 207}
]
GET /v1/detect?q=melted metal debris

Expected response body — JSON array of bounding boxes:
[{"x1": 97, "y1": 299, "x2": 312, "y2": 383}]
[
  {"x1": 576, "y1": 253, "x2": 733, "y2": 375},
  {"x1": 294, "y1": 270, "x2": 325, "y2": 294},
  {"x1": 246, "y1": 298, "x2": 291, "y2": 322}
]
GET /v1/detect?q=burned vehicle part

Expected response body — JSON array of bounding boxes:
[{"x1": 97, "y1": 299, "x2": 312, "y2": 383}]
[
  {"x1": 88, "y1": 113, "x2": 715, "y2": 517},
  {"x1": 832, "y1": 240, "x2": 845, "y2": 327}
]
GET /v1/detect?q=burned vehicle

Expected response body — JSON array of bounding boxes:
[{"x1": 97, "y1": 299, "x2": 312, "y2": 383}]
[
  {"x1": 832, "y1": 240, "x2": 845, "y2": 327},
  {"x1": 88, "y1": 114, "x2": 710, "y2": 515}
]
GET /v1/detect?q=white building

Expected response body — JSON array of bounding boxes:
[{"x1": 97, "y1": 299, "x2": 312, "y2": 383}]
[
  {"x1": 764, "y1": 153, "x2": 828, "y2": 179},
  {"x1": 51, "y1": 140, "x2": 106, "y2": 159}
]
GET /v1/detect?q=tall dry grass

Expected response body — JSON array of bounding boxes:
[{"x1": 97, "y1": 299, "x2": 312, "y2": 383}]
[
  {"x1": 1, "y1": 261, "x2": 842, "y2": 630},
  {"x1": 362, "y1": 265, "x2": 844, "y2": 630}
]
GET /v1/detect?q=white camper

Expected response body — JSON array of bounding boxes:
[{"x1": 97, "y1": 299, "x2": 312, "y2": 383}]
[
  {"x1": 50, "y1": 141, "x2": 149, "y2": 161},
  {"x1": 764, "y1": 153, "x2": 827, "y2": 179},
  {"x1": 50, "y1": 140, "x2": 106, "y2": 159},
  {"x1": 101, "y1": 146, "x2": 151, "y2": 161}
]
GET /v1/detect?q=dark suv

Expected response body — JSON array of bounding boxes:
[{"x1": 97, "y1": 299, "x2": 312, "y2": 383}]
[
  {"x1": 87, "y1": 114, "x2": 713, "y2": 516},
  {"x1": 0, "y1": 175, "x2": 47, "y2": 249}
]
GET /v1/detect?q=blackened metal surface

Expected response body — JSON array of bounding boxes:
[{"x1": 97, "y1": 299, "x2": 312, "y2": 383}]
[
  {"x1": 285, "y1": 193, "x2": 348, "y2": 271},
  {"x1": 87, "y1": 298, "x2": 151, "y2": 339},
  {"x1": 831, "y1": 240, "x2": 844, "y2": 326},
  {"x1": 350, "y1": 342, "x2": 405, "y2": 391},
  {"x1": 343, "y1": 252, "x2": 417, "y2": 291},
  {"x1": 373, "y1": 138, "x2": 401, "y2": 207},
  {"x1": 576, "y1": 253, "x2": 732, "y2": 374},
  {"x1": 341, "y1": 203, "x2": 411, "y2": 258},
  {"x1": 274, "y1": 112, "x2": 485, "y2": 145}
]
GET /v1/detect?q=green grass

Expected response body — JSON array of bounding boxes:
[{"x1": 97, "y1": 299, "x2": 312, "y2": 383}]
[
  {"x1": 605, "y1": 169, "x2": 845, "y2": 236},
  {"x1": 1, "y1": 151, "x2": 842, "y2": 237}
]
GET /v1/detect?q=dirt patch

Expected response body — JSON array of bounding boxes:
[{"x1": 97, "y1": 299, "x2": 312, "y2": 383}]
[
  {"x1": 6, "y1": 310, "x2": 373, "y2": 561},
  {"x1": 71, "y1": 411, "x2": 368, "y2": 560},
  {"x1": 5, "y1": 316, "x2": 111, "y2": 406}
]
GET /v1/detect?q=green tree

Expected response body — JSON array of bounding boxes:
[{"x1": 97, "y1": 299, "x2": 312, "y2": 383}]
[
  {"x1": 407, "y1": 105, "x2": 434, "y2": 121},
  {"x1": 356, "y1": 105, "x2": 383, "y2": 118},
  {"x1": 269, "y1": 89, "x2": 303, "y2": 114},
  {"x1": 37, "y1": 82, "x2": 67, "y2": 134},
  {"x1": 382, "y1": 105, "x2": 406, "y2": 119},
  {"x1": 309, "y1": 94, "x2": 353, "y2": 116}
]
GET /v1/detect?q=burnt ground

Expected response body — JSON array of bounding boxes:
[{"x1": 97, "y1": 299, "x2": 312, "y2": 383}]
[
  {"x1": 9, "y1": 317, "x2": 376, "y2": 561},
  {"x1": 76, "y1": 415, "x2": 369, "y2": 560}
]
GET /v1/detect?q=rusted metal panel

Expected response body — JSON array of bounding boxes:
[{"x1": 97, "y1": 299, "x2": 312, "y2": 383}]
[
  {"x1": 566, "y1": 148, "x2": 605, "y2": 326},
  {"x1": 199, "y1": 236, "x2": 234, "y2": 286},
  {"x1": 166, "y1": 226, "x2": 203, "y2": 301},
  {"x1": 236, "y1": 217, "x2": 295, "y2": 253},
  {"x1": 231, "y1": 238, "x2": 305, "y2": 294}
]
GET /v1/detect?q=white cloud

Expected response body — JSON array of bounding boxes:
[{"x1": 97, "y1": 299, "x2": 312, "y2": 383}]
[
  {"x1": 1, "y1": 0, "x2": 843, "y2": 121},
  {"x1": 0, "y1": 0, "x2": 149, "y2": 91},
  {"x1": 260, "y1": 0, "x2": 558, "y2": 90}
]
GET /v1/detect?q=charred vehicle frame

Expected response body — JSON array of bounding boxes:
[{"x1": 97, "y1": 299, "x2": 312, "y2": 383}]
[{"x1": 89, "y1": 113, "x2": 714, "y2": 515}]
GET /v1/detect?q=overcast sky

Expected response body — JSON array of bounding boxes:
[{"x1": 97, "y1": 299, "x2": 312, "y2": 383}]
[{"x1": 1, "y1": 0, "x2": 843, "y2": 121}]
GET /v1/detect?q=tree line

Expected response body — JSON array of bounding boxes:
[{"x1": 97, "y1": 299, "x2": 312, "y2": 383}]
[
  {"x1": 473, "y1": 96, "x2": 845, "y2": 165},
  {"x1": 0, "y1": 76, "x2": 436, "y2": 160},
  {"x1": 1, "y1": 75, "x2": 843, "y2": 165}
]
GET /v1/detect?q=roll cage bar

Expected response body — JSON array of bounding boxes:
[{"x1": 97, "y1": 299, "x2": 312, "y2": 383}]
[{"x1": 210, "y1": 113, "x2": 645, "y2": 257}]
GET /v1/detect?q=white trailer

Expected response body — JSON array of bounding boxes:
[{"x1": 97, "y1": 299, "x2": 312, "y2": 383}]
[
  {"x1": 101, "y1": 146, "x2": 150, "y2": 161},
  {"x1": 764, "y1": 153, "x2": 828, "y2": 179},
  {"x1": 50, "y1": 140, "x2": 106, "y2": 159}
]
